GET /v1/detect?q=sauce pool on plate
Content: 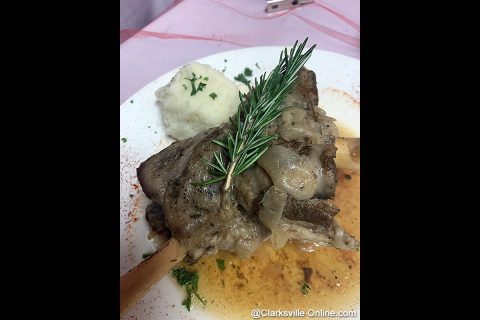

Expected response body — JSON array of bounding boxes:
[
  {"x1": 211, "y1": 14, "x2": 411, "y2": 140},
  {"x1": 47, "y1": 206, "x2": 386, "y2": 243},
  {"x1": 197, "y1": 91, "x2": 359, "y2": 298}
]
[{"x1": 192, "y1": 169, "x2": 359, "y2": 319}]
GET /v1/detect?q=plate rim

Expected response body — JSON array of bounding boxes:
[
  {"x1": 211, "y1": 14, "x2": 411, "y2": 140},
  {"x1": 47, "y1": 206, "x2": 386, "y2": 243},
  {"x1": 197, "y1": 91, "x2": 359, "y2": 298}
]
[{"x1": 120, "y1": 46, "x2": 359, "y2": 108}]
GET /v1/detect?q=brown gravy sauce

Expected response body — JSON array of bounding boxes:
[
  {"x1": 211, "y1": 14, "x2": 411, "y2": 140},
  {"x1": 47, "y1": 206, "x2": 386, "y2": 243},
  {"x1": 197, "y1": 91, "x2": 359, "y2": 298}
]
[{"x1": 191, "y1": 169, "x2": 360, "y2": 319}]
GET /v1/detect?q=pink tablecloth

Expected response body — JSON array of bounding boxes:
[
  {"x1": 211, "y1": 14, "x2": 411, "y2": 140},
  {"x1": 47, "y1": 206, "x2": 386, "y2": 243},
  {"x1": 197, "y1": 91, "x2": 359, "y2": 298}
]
[{"x1": 120, "y1": 0, "x2": 360, "y2": 104}]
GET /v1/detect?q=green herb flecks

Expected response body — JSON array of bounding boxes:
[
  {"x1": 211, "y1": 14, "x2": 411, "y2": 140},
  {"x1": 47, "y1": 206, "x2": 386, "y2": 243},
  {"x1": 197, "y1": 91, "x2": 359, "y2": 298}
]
[
  {"x1": 234, "y1": 67, "x2": 254, "y2": 85},
  {"x1": 301, "y1": 282, "x2": 311, "y2": 295},
  {"x1": 209, "y1": 92, "x2": 218, "y2": 100},
  {"x1": 185, "y1": 72, "x2": 208, "y2": 96},
  {"x1": 182, "y1": 84, "x2": 188, "y2": 91},
  {"x1": 171, "y1": 267, "x2": 206, "y2": 311},
  {"x1": 121, "y1": 137, "x2": 127, "y2": 143},
  {"x1": 203, "y1": 77, "x2": 209, "y2": 81},
  {"x1": 216, "y1": 259, "x2": 225, "y2": 271},
  {"x1": 195, "y1": 38, "x2": 316, "y2": 190},
  {"x1": 234, "y1": 73, "x2": 250, "y2": 85},
  {"x1": 224, "y1": 59, "x2": 228, "y2": 63},
  {"x1": 255, "y1": 63, "x2": 260, "y2": 69},
  {"x1": 142, "y1": 252, "x2": 153, "y2": 259},
  {"x1": 197, "y1": 82, "x2": 207, "y2": 92}
]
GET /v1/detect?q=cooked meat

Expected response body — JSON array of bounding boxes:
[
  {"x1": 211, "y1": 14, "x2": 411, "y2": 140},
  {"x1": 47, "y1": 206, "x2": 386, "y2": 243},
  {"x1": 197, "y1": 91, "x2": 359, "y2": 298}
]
[
  {"x1": 137, "y1": 67, "x2": 359, "y2": 260},
  {"x1": 137, "y1": 128, "x2": 223, "y2": 205},
  {"x1": 283, "y1": 197, "x2": 339, "y2": 227},
  {"x1": 139, "y1": 124, "x2": 269, "y2": 260},
  {"x1": 145, "y1": 202, "x2": 171, "y2": 238}
]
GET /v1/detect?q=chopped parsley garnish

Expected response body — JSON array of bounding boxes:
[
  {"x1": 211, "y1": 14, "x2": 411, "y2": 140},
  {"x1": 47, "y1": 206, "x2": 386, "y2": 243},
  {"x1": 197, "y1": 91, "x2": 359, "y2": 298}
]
[
  {"x1": 222, "y1": 67, "x2": 226, "y2": 72},
  {"x1": 216, "y1": 259, "x2": 225, "y2": 271},
  {"x1": 185, "y1": 72, "x2": 208, "y2": 96},
  {"x1": 255, "y1": 63, "x2": 260, "y2": 69},
  {"x1": 142, "y1": 252, "x2": 153, "y2": 259},
  {"x1": 121, "y1": 137, "x2": 127, "y2": 143},
  {"x1": 234, "y1": 67, "x2": 254, "y2": 85},
  {"x1": 130, "y1": 99, "x2": 134, "y2": 104},
  {"x1": 203, "y1": 77, "x2": 209, "y2": 81},
  {"x1": 209, "y1": 92, "x2": 218, "y2": 100},
  {"x1": 224, "y1": 59, "x2": 228, "y2": 62},
  {"x1": 197, "y1": 82, "x2": 207, "y2": 92},
  {"x1": 171, "y1": 267, "x2": 206, "y2": 311},
  {"x1": 182, "y1": 84, "x2": 188, "y2": 91},
  {"x1": 301, "y1": 282, "x2": 311, "y2": 295},
  {"x1": 234, "y1": 73, "x2": 250, "y2": 85}
]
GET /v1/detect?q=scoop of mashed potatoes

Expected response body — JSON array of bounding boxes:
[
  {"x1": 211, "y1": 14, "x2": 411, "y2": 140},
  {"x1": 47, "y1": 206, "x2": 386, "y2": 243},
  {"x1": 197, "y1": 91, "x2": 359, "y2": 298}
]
[{"x1": 156, "y1": 62, "x2": 241, "y2": 140}]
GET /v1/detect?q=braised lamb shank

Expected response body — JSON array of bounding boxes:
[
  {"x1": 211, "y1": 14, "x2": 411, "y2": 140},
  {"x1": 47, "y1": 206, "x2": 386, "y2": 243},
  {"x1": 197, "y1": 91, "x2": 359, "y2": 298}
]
[{"x1": 138, "y1": 68, "x2": 359, "y2": 261}]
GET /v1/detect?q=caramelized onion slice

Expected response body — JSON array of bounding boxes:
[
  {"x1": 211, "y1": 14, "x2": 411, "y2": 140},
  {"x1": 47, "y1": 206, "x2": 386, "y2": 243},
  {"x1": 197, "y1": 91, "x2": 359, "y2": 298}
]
[
  {"x1": 258, "y1": 186, "x2": 287, "y2": 230},
  {"x1": 257, "y1": 145, "x2": 318, "y2": 201}
]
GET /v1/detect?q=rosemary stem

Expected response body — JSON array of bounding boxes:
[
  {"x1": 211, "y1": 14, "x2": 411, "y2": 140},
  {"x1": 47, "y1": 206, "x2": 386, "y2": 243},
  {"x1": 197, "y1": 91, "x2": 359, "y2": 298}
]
[
  {"x1": 223, "y1": 140, "x2": 245, "y2": 191},
  {"x1": 223, "y1": 159, "x2": 237, "y2": 191}
]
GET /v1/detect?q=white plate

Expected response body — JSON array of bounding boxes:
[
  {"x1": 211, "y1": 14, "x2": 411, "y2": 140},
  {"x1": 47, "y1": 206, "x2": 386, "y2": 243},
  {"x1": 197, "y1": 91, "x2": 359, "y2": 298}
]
[{"x1": 120, "y1": 46, "x2": 360, "y2": 320}]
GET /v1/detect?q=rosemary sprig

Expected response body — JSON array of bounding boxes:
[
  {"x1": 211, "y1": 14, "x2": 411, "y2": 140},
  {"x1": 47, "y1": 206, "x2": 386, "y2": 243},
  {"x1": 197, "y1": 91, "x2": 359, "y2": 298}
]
[{"x1": 197, "y1": 38, "x2": 316, "y2": 191}]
